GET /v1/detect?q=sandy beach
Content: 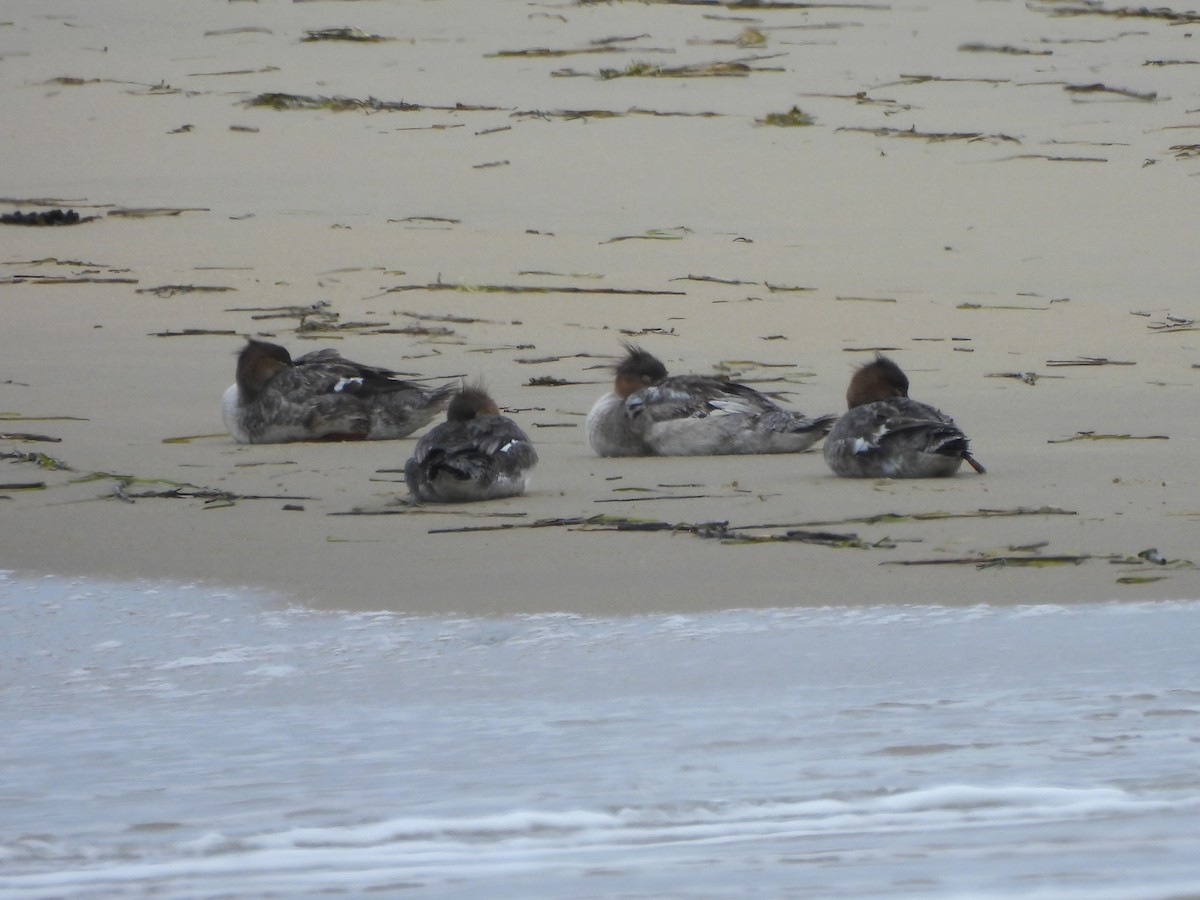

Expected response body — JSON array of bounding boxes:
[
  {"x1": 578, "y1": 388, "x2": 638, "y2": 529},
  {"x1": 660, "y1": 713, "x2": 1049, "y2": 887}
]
[{"x1": 3, "y1": 0, "x2": 1198, "y2": 614}]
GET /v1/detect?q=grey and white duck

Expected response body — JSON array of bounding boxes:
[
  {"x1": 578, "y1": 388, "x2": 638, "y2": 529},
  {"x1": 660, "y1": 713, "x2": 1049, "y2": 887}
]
[
  {"x1": 586, "y1": 343, "x2": 837, "y2": 457},
  {"x1": 823, "y1": 354, "x2": 986, "y2": 478},
  {"x1": 222, "y1": 339, "x2": 453, "y2": 443},
  {"x1": 404, "y1": 384, "x2": 538, "y2": 503}
]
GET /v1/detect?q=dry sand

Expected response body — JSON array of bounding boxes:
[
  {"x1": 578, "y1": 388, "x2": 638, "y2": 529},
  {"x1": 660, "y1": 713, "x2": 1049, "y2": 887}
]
[{"x1": 2, "y1": 0, "x2": 1198, "y2": 614}]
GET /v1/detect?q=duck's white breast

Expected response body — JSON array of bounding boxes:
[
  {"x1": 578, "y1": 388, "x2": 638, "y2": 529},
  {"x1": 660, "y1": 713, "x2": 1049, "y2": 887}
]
[{"x1": 221, "y1": 384, "x2": 251, "y2": 443}]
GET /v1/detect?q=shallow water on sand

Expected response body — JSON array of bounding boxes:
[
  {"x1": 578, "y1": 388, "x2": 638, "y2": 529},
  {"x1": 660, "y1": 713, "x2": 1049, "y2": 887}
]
[{"x1": 2, "y1": 572, "x2": 1199, "y2": 898}]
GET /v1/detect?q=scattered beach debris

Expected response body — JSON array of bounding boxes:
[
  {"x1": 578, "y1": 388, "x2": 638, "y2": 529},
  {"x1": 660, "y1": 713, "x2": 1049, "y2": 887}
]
[
  {"x1": 1, "y1": 209, "x2": 95, "y2": 226},
  {"x1": 837, "y1": 125, "x2": 1020, "y2": 144},
  {"x1": 620, "y1": 326, "x2": 677, "y2": 337},
  {"x1": 722, "y1": 0, "x2": 887, "y2": 8},
  {"x1": 787, "y1": 507, "x2": 1077, "y2": 528},
  {"x1": 1, "y1": 257, "x2": 114, "y2": 269},
  {"x1": 487, "y1": 43, "x2": 654, "y2": 59},
  {"x1": 205, "y1": 26, "x2": 272, "y2": 37},
  {"x1": 0, "y1": 414, "x2": 87, "y2": 423},
  {"x1": 673, "y1": 275, "x2": 759, "y2": 286},
  {"x1": 670, "y1": 275, "x2": 816, "y2": 293},
  {"x1": 1031, "y1": 1, "x2": 1200, "y2": 24},
  {"x1": 1146, "y1": 314, "x2": 1196, "y2": 332},
  {"x1": 2, "y1": 274, "x2": 138, "y2": 286},
  {"x1": 161, "y1": 433, "x2": 228, "y2": 444},
  {"x1": 882, "y1": 554, "x2": 1099, "y2": 568},
  {"x1": 417, "y1": 506, "x2": 1076, "y2": 542},
  {"x1": 1048, "y1": 431, "x2": 1169, "y2": 443},
  {"x1": 958, "y1": 300, "x2": 1050, "y2": 310},
  {"x1": 959, "y1": 42, "x2": 1052, "y2": 56},
  {"x1": 1045, "y1": 357, "x2": 1135, "y2": 366},
  {"x1": 1112, "y1": 548, "x2": 1194, "y2": 581},
  {"x1": 602, "y1": 227, "x2": 692, "y2": 243},
  {"x1": 987, "y1": 371, "x2": 1045, "y2": 385},
  {"x1": 5, "y1": 453, "x2": 310, "y2": 508},
  {"x1": 515, "y1": 353, "x2": 604, "y2": 364},
  {"x1": 108, "y1": 207, "x2": 209, "y2": 218},
  {"x1": 244, "y1": 93, "x2": 504, "y2": 113},
  {"x1": 997, "y1": 154, "x2": 1108, "y2": 163},
  {"x1": 149, "y1": 329, "x2": 240, "y2": 337},
  {"x1": 0, "y1": 196, "x2": 95, "y2": 208},
  {"x1": 1065, "y1": 82, "x2": 1157, "y2": 102},
  {"x1": 111, "y1": 481, "x2": 315, "y2": 506},
  {"x1": 189, "y1": 66, "x2": 281, "y2": 78},
  {"x1": 302, "y1": 27, "x2": 392, "y2": 43},
  {"x1": 586, "y1": 54, "x2": 786, "y2": 80},
  {"x1": 1112, "y1": 548, "x2": 1194, "y2": 568},
  {"x1": 513, "y1": 107, "x2": 723, "y2": 120},
  {"x1": 400, "y1": 310, "x2": 505, "y2": 325},
  {"x1": 755, "y1": 106, "x2": 815, "y2": 126},
  {"x1": 389, "y1": 215, "x2": 461, "y2": 225},
  {"x1": 526, "y1": 376, "x2": 584, "y2": 387},
  {"x1": 708, "y1": 528, "x2": 893, "y2": 549},
  {"x1": 137, "y1": 285, "x2": 236, "y2": 297},
  {"x1": 383, "y1": 279, "x2": 685, "y2": 297},
  {"x1": 880, "y1": 74, "x2": 1012, "y2": 88},
  {"x1": 1, "y1": 450, "x2": 72, "y2": 470},
  {"x1": 0, "y1": 432, "x2": 62, "y2": 443},
  {"x1": 331, "y1": 505, "x2": 528, "y2": 519}
]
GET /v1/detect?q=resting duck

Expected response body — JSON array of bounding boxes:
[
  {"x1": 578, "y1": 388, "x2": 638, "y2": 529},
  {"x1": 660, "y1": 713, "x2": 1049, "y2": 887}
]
[
  {"x1": 405, "y1": 384, "x2": 538, "y2": 503},
  {"x1": 823, "y1": 354, "x2": 986, "y2": 478},
  {"x1": 586, "y1": 343, "x2": 837, "y2": 456},
  {"x1": 222, "y1": 339, "x2": 453, "y2": 443}
]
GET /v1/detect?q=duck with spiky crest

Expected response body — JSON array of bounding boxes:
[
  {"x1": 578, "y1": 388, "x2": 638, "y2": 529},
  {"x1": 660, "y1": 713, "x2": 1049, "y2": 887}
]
[
  {"x1": 222, "y1": 339, "x2": 453, "y2": 443},
  {"x1": 405, "y1": 384, "x2": 538, "y2": 503},
  {"x1": 823, "y1": 354, "x2": 985, "y2": 478},
  {"x1": 586, "y1": 343, "x2": 837, "y2": 457}
]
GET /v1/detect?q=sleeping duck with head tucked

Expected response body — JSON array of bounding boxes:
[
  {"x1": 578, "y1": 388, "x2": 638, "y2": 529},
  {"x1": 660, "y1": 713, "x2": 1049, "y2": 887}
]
[
  {"x1": 405, "y1": 383, "x2": 538, "y2": 503},
  {"x1": 586, "y1": 343, "x2": 838, "y2": 457},
  {"x1": 823, "y1": 354, "x2": 985, "y2": 478},
  {"x1": 222, "y1": 338, "x2": 453, "y2": 444}
]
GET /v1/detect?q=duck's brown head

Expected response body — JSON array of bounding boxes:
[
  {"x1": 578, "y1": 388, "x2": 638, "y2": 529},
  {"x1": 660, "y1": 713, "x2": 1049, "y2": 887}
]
[
  {"x1": 447, "y1": 383, "x2": 501, "y2": 421},
  {"x1": 846, "y1": 354, "x2": 909, "y2": 409},
  {"x1": 614, "y1": 342, "x2": 668, "y2": 398},
  {"x1": 236, "y1": 339, "x2": 293, "y2": 400}
]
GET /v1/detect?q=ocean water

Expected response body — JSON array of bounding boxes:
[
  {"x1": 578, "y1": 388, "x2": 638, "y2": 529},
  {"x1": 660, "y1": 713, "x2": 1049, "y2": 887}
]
[{"x1": 2, "y1": 571, "x2": 1198, "y2": 899}]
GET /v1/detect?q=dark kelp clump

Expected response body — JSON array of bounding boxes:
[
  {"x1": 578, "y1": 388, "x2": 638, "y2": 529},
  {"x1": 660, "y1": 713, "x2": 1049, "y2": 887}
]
[{"x1": 1, "y1": 209, "x2": 96, "y2": 226}]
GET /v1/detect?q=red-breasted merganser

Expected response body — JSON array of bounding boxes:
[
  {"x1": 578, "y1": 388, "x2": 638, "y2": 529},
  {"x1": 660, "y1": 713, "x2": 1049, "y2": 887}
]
[
  {"x1": 586, "y1": 343, "x2": 837, "y2": 456},
  {"x1": 222, "y1": 339, "x2": 452, "y2": 443},
  {"x1": 823, "y1": 354, "x2": 986, "y2": 478},
  {"x1": 405, "y1": 384, "x2": 538, "y2": 503}
]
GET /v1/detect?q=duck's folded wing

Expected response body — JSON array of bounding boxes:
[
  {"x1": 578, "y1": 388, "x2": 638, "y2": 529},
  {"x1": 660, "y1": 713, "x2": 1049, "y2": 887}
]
[
  {"x1": 630, "y1": 376, "x2": 767, "y2": 423},
  {"x1": 861, "y1": 403, "x2": 963, "y2": 453},
  {"x1": 466, "y1": 418, "x2": 539, "y2": 467},
  {"x1": 293, "y1": 351, "x2": 436, "y2": 398}
]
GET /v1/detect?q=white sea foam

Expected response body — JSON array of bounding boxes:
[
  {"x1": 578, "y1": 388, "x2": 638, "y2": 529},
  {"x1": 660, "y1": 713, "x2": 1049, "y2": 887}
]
[{"x1": 2, "y1": 571, "x2": 1199, "y2": 898}]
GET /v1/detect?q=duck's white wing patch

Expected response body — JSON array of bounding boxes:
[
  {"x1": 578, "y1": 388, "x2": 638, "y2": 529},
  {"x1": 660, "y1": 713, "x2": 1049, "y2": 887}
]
[
  {"x1": 333, "y1": 376, "x2": 364, "y2": 393},
  {"x1": 705, "y1": 396, "x2": 759, "y2": 417}
]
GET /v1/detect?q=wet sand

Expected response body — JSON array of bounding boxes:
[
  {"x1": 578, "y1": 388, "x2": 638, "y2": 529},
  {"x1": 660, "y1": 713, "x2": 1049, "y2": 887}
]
[{"x1": 3, "y1": 0, "x2": 1198, "y2": 613}]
